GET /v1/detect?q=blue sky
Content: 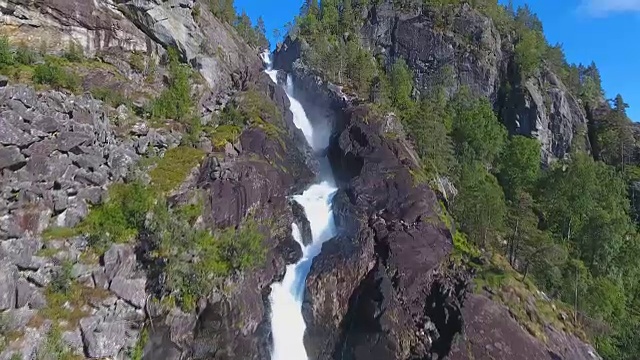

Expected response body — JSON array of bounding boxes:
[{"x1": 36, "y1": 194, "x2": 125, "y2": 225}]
[{"x1": 234, "y1": 0, "x2": 640, "y2": 120}]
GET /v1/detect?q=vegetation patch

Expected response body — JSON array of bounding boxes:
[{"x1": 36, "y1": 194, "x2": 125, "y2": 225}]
[
  {"x1": 43, "y1": 261, "x2": 110, "y2": 329},
  {"x1": 36, "y1": 324, "x2": 82, "y2": 360},
  {"x1": 149, "y1": 146, "x2": 205, "y2": 194},
  {"x1": 42, "y1": 227, "x2": 79, "y2": 240},
  {"x1": 149, "y1": 201, "x2": 266, "y2": 311}
]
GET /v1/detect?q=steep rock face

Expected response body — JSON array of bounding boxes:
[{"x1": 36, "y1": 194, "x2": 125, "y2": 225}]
[
  {"x1": 500, "y1": 69, "x2": 590, "y2": 164},
  {"x1": 1, "y1": 0, "x2": 150, "y2": 55},
  {"x1": 303, "y1": 106, "x2": 456, "y2": 360},
  {"x1": 182, "y1": 74, "x2": 316, "y2": 360},
  {"x1": 0, "y1": 0, "x2": 261, "y2": 95},
  {"x1": 360, "y1": 1, "x2": 588, "y2": 162},
  {"x1": 276, "y1": 1, "x2": 590, "y2": 162},
  {"x1": 449, "y1": 294, "x2": 600, "y2": 360},
  {"x1": 362, "y1": 2, "x2": 503, "y2": 101}
]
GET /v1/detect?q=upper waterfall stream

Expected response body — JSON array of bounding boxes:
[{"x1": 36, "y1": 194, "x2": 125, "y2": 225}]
[{"x1": 262, "y1": 52, "x2": 338, "y2": 360}]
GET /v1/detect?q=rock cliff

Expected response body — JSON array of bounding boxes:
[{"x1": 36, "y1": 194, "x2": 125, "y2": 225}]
[
  {"x1": 1, "y1": 0, "x2": 261, "y2": 95},
  {"x1": 0, "y1": 1, "x2": 318, "y2": 359},
  {"x1": 277, "y1": 0, "x2": 590, "y2": 163}
]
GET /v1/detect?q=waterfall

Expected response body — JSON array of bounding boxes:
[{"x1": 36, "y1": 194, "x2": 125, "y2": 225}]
[{"x1": 261, "y1": 51, "x2": 338, "y2": 360}]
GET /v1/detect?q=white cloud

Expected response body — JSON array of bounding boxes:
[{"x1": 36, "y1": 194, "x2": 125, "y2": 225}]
[{"x1": 581, "y1": 0, "x2": 640, "y2": 16}]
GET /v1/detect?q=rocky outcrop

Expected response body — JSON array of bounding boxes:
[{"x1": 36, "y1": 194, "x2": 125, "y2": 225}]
[
  {"x1": 1, "y1": 0, "x2": 261, "y2": 96},
  {"x1": 449, "y1": 294, "x2": 600, "y2": 360},
  {"x1": 0, "y1": 0, "x2": 151, "y2": 56},
  {"x1": 149, "y1": 74, "x2": 317, "y2": 360},
  {"x1": 500, "y1": 68, "x2": 590, "y2": 164},
  {"x1": 362, "y1": 2, "x2": 503, "y2": 101},
  {"x1": 360, "y1": 1, "x2": 589, "y2": 162},
  {"x1": 0, "y1": 84, "x2": 179, "y2": 239},
  {"x1": 276, "y1": 1, "x2": 589, "y2": 162},
  {"x1": 301, "y1": 105, "x2": 457, "y2": 359}
]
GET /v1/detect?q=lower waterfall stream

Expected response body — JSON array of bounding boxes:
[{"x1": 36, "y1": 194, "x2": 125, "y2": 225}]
[{"x1": 262, "y1": 52, "x2": 338, "y2": 360}]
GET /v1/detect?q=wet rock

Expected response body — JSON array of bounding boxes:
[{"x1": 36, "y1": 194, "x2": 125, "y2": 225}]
[
  {"x1": 276, "y1": 233, "x2": 303, "y2": 265},
  {"x1": 0, "y1": 146, "x2": 26, "y2": 170},
  {"x1": 291, "y1": 200, "x2": 312, "y2": 246},
  {"x1": 109, "y1": 277, "x2": 147, "y2": 309},
  {"x1": 304, "y1": 106, "x2": 453, "y2": 360}
]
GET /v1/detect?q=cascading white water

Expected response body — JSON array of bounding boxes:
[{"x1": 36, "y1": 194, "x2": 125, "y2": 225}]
[{"x1": 261, "y1": 51, "x2": 338, "y2": 360}]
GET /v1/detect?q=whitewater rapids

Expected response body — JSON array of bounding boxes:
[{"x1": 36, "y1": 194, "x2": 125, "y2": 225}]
[{"x1": 262, "y1": 52, "x2": 338, "y2": 360}]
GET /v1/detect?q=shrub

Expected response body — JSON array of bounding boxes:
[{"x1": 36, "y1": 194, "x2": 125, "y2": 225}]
[
  {"x1": 514, "y1": 29, "x2": 546, "y2": 78},
  {"x1": 63, "y1": 41, "x2": 84, "y2": 63},
  {"x1": 79, "y1": 181, "x2": 154, "y2": 252},
  {"x1": 150, "y1": 199, "x2": 266, "y2": 311},
  {"x1": 33, "y1": 60, "x2": 81, "y2": 92},
  {"x1": 90, "y1": 87, "x2": 131, "y2": 108},
  {"x1": 192, "y1": 4, "x2": 201, "y2": 18},
  {"x1": 209, "y1": 124, "x2": 242, "y2": 148},
  {"x1": 149, "y1": 48, "x2": 193, "y2": 121},
  {"x1": 50, "y1": 260, "x2": 74, "y2": 294},
  {"x1": 43, "y1": 279, "x2": 109, "y2": 328},
  {"x1": 36, "y1": 325, "x2": 77, "y2": 360},
  {"x1": 0, "y1": 36, "x2": 14, "y2": 67},
  {"x1": 149, "y1": 146, "x2": 205, "y2": 194},
  {"x1": 209, "y1": 0, "x2": 236, "y2": 23},
  {"x1": 14, "y1": 42, "x2": 37, "y2": 65}
]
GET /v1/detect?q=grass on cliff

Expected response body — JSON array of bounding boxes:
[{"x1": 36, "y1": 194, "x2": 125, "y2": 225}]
[
  {"x1": 149, "y1": 146, "x2": 205, "y2": 194},
  {"x1": 36, "y1": 324, "x2": 83, "y2": 360},
  {"x1": 473, "y1": 254, "x2": 586, "y2": 342},
  {"x1": 41, "y1": 261, "x2": 110, "y2": 330},
  {"x1": 210, "y1": 90, "x2": 285, "y2": 149}
]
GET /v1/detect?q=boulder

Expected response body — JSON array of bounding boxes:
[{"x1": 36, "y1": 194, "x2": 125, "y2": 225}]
[
  {"x1": 0, "y1": 146, "x2": 26, "y2": 170},
  {"x1": 109, "y1": 277, "x2": 147, "y2": 309},
  {"x1": 80, "y1": 316, "x2": 129, "y2": 358},
  {"x1": 62, "y1": 328, "x2": 85, "y2": 355},
  {"x1": 3, "y1": 308, "x2": 36, "y2": 331},
  {"x1": 31, "y1": 115, "x2": 61, "y2": 133},
  {"x1": 55, "y1": 131, "x2": 92, "y2": 152},
  {"x1": 0, "y1": 262, "x2": 18, "y2": 310},
  {"x1": 0, "y1": 117, "x2": 38, "y2": 147},
  {"x1": 103, "y1": 244, "x2": 136, "y2": 281},
  {"x1": 16, "y1": 277, "x2": 47, "y2": 309}
]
